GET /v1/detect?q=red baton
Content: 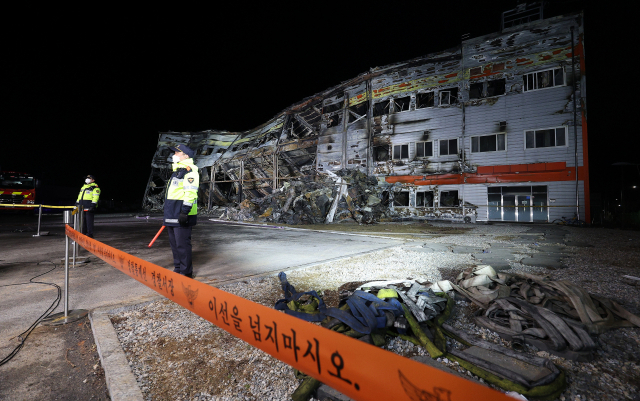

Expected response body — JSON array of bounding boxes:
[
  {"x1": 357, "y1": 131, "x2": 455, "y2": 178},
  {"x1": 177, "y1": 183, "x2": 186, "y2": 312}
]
[{"x1": 148, "y1": 226, "x2": 166, "y2": 248}]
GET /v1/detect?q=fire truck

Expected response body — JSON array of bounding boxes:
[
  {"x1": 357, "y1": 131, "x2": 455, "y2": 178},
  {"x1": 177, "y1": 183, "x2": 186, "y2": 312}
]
[{"x1": 0, "y1": 171, "x2": 37, "y2": 209}]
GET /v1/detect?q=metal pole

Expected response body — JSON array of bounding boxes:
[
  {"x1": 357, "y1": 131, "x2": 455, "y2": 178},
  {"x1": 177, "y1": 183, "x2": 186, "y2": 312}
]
[
  {"x1": 72, "y1": 211, "x2": 77, "y2": 268},
  {"x1": 63, "y1": 210, "x2": 71, "y2": 317},
  {"x1": 571, "y1": 26, "x2": 580, "y2": 220},
  {"x1": 79, "y1": 208, "x2": 84, "y2": 237},
  {"x1": 36, "y1": 205, "x2": 42, "y2": 236}
]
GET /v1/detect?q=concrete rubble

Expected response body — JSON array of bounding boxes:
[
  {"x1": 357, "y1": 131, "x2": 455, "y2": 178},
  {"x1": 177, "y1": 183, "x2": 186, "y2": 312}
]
[{"x1": 217, "y1": 169, "x2": 395, "y2": 225}]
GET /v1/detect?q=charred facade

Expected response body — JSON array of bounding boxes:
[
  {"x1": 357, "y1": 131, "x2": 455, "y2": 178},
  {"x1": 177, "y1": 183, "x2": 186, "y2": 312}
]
[{"x1": 143, "y1": 6, "x2": 588, "y2": 224}]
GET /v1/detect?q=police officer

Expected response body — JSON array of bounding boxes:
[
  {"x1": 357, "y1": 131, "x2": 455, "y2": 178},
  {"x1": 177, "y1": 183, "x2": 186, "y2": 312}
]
[
  {"x1": 76, "y1": 174, "x2": 100, "y2": 237},
  {"x1": 164, "y1": 144, "x2": 199, "y2": 278}
]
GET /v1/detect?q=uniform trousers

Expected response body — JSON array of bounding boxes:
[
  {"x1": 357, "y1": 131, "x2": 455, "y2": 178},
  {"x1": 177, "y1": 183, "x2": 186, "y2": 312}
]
[
  {"x1": 81, "y1": 210, "x2": 95, "y2": 237},
  {"x1": 167, "y1": 226, "x2": 193, "y2": 276}
]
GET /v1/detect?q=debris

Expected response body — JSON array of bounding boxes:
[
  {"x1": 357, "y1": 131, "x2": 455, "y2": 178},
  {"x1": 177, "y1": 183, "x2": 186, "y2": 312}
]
[
  {"x1": 216, "y1": 169, "x2": 390, "y2": 225},
  {"x1": 438, "y1": 265, "x2": 640, "y2": 361},
  {"x1": 275, "y1": 271, "x2": 566, "y2": 399}
]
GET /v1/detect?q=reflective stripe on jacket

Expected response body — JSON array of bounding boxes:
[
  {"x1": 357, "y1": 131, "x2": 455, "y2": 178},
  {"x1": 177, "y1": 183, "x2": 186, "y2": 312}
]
[
  {"x1": 77, "y1": 183, "x2": 100, "y2": 209},
  {"x1": 163, "y1": 158, "x2": 199, "y2": 227}
]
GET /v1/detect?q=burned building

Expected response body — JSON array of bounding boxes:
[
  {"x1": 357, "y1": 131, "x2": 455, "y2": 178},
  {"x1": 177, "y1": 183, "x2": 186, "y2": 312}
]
[{"x1": 143, "y1": 4, "x2": 588, "y2": 224}]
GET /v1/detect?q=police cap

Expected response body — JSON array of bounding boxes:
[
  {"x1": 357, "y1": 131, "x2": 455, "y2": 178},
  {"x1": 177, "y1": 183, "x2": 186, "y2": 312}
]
[{"x1": 169, "y1": 144, "x2": 194, "y2": 158}]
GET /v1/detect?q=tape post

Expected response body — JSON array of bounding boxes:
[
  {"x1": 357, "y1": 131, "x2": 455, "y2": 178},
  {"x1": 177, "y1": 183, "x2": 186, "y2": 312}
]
[{"x1": 66, "y1": 226, "x2": 511, "y2": 401}]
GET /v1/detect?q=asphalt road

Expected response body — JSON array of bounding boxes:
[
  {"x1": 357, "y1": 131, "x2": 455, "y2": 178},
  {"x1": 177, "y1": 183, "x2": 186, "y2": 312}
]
[{"x1": 0, "y1": 213, "x2": 405, "y2": 348}]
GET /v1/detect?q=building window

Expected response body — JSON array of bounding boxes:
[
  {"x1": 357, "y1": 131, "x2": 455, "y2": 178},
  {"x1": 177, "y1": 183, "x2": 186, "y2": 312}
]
[
  {"x1": 439, "y1": 139, "x2": 458, "y2": 156},
  {"x1": 416, "y1": 191, "x2": 434, "y2": 207},
  {"x1": 416, "y1": 92, "x2": 435, "y2": 108},
  {"x1": 525, "y1": 127, "x2": 567, "y2": 149},
  {"x1": 393, "y1": 191, "x2": 410, "y2": 207},
  {"x1": 392, "y1": 96, "x2": 411, "y2": 113},
  {"x1": 348, "y1": 101, "x2": 369, "y2": 123},
  {"x1": 373, "y1": 145, "x2": 390, "y2": 162},
  {"x1": 469, "y1": 78, "x2": 506, "y2": 99},
  {"x1": 471, "y1": 133, "x2": 506, "y2": 153},
  {"x1": 439, "y1": 88, "x2": 458, "y2": 105},
  {"x1": 440, "y1": 190, "x2": 459, "y2": 207},
  {"x1": 393, "y1": 144, "x2": 409, "y2": 159},
  {"x1": 523, "y1": 68, "x2": 564, "y2": 92},
  {"x1": 373, "y1": 100, "x2": 391, "y2": 117},
  {"x1": 326, "y1": 113, "x2": 342, "y2": 128},
  {"x1": 416, "y1": 141, "x2": 433, "y2": 157}
]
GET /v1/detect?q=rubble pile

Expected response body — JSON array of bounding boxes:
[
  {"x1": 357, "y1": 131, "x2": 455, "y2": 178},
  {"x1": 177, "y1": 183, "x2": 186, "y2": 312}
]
[{"x1": 219, "y1": 169, "x2": 392, "y2": 225}]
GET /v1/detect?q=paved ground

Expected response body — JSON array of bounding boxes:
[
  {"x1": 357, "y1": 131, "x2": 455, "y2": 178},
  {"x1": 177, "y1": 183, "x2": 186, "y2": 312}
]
[
  {"x1": 0, "y1": 212, "x2": 588, "y2": 400},
  {"x1": 0, "y1": 212, "x2": 405, "y2": 400}
]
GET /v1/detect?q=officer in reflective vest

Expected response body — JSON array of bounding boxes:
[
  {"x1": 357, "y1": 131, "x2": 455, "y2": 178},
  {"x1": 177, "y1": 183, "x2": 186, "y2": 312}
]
[
  {"x1": 164, "y1": 144, "x2": 199, "y2": 278},
  {"x1": 76, "y1": 174, "x2": 100, "y2": 238}
]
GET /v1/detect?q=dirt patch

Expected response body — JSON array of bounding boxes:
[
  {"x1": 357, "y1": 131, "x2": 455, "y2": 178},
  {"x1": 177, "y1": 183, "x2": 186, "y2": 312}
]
[{"x1": 0, "y1": 316, "x2": 109, "y2": 400}]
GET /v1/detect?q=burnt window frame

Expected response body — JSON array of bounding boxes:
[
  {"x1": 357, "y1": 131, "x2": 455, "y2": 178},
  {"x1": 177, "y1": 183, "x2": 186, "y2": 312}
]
[
  {"x1": 439, "y1": 87, "x2": 459, "y2": 106},
  {"x1": 415, "y1": 141, "x2": 433, "y2": 158},
  {"x1": 523, "y1": 67, "x2": 565, "y2": 92},
  {"x1": 392, "y1": 95, "x2": 412, "y2": 113},
  {"x1": 347, "y1": 101, "x2": 369, "y2": 124},
  {"x1": 373, "y1": 100, "x2": 391, "y2": 117},
  {"x1": 392, "y1": 143, "x2": 410, "y2": 160},
  {"x1": 373, "y1": 145, "x2": 390, "y2": 162},
  {"x1": 439, "y1": 190, "x2": 460, "y2": 207},
  {"x1": 469, "y1": 78, "x2": 506, "y2": 99},
  {"x1": 393, "y1": 191, "x2": 410, "y2": 207},
  {"x1": 416, "y1": 190, "x2": 434, "y2": 207},
  {"x1": 416, "y1": 91, "x2": 435, "y2": 109},
  {"x1": 471, "y1": 133, "x2": 507, "y2": 153},
  {"x1": 439, "y1": 138, "x2": 459, "y2": 156},
  {"x1": 524, "y1": 126, "x2": 567, "y2": 149}
]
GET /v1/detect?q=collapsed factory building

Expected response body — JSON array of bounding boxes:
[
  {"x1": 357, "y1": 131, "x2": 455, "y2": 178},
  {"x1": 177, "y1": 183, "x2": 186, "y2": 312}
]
[{"x1": 143, "y1": 5, "x2": 588, "y2": 225}]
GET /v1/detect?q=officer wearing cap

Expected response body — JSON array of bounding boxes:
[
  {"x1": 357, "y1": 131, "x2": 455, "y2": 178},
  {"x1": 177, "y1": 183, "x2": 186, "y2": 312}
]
[
  {"x1": 164, "y1": 144, "x2": 199, "y2": 278},
  {"x1": 76, "y1": 174, "x2": 100, "y2": 238}
]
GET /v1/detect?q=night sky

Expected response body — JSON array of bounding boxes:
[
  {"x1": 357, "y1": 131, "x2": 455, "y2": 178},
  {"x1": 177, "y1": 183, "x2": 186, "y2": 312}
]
[{"x1": 4, "y1": 1, "x2": 634, "y2": 211}]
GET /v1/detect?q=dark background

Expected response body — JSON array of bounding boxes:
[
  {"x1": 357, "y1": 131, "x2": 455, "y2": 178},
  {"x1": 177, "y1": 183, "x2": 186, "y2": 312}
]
[{"x1": 3, "y1": 1, "x2": 637, "y2": 219}]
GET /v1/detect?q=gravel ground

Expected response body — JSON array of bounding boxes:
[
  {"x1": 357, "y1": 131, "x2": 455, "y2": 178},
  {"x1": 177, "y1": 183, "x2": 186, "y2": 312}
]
[{"x1": 109, "y1": 223, "x2": 640, "y2": 401}]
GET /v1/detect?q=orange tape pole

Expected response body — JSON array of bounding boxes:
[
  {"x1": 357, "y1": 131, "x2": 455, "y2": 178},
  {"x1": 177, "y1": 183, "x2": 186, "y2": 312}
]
[{"x1": 67, "y1": 226, "x2": 511, "y2": 401}]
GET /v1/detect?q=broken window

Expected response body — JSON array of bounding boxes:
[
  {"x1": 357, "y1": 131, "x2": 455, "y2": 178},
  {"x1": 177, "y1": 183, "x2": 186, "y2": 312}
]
[
  {"x1": 439, "y1": 138, "x2": 458, "y2": 156},
  {"x1": 525, "y1": 127, "x2": 567, "y2": 149},
  {"x1": 469, "y1": 79, "x2": 506, "y2": 99},
  {"x1": 373, "y1": 145, "x2": 390, "y2": 162},
  {"x1": 392, "y1": 96, "x2": 411, "y2": 113},
  {"x1": 348, "y1": 101, "x2": 369, "y2": 123},
  {"x1": 416, "y1": 92, "x2": 434, "y2": 109},
  {"x1": 440, "y1": 190, "x2": 459, "y2": 207},
  {"x1": 492, "y1": 62, "x2": 505, "y2": 72},
  {"x1": 523, "y1": 68, "x2": 564, "y2": 91},
  {"x1": 487, "y1": 79, "x2": 506, "y2": 97},
  {"x1": 326, "y1": 113, "x2": 342, "y2": 128},
  {"x1": 373, "y1": 100, "x2": 391, "y2": 117},
  {"x1": 469, "y1": 82, "x2": 484, "y2": 99},
  {"x1": 416, "y1": 141, "x2": 433, "y2": 157},
  {"x1": 392, "y1": 144, "x2": 409, "y2": 159},
  {"x1": 439, "y1": 88, "x2": 458, "y2": 105},
  {"x1": 393, "y1": 191, "x2": 410, "y2": 207},
  {"x1": 471, "y1": 134, "x2": 506, "y2": 153},
  {"x1": 416, "y1": 191, "x2": 434, "y2": 207}
]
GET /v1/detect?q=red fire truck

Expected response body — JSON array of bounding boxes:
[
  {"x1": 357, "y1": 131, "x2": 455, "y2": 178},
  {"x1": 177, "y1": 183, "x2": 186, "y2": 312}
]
[{"x1": 0, "y1": 171, "x2": 37, "y2": 209}]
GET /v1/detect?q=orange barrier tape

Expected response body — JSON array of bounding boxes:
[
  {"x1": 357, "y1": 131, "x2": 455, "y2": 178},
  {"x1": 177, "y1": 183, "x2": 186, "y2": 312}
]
[{"x1": 66, "y1": 225, "x2": 511, "y2": 401}]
